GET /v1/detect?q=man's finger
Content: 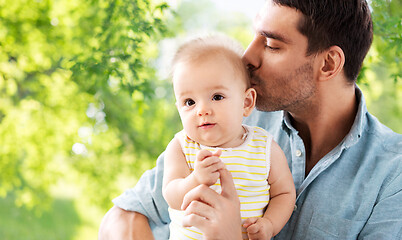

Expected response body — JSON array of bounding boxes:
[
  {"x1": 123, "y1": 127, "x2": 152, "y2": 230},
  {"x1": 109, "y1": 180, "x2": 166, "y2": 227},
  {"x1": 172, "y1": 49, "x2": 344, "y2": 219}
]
[
  {"x1": 181, "y1": 184, "x2": 219, "y2": 210},
  {"x1": 182, "y1": 212, "x2": 209, "y2": 229},
  {"x1": 184, "y1": 200, "x2": 215, "y2": 221},
  {"x1": 219, "y1": 169, "x2": 238, "y2": 201}
]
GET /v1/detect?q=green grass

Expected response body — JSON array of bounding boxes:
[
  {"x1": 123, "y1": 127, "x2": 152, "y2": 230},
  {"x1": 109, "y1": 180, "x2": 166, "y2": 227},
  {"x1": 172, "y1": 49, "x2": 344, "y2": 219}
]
[{"x1": 0, "y1": 195, "x2": 82, "y2": 240}]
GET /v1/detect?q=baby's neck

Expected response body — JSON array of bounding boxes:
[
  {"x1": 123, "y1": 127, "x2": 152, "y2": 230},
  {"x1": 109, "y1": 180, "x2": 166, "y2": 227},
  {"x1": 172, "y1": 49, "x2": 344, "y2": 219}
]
[{"x1": 210, "y1": 126, "x2": 248, "y2": 149}]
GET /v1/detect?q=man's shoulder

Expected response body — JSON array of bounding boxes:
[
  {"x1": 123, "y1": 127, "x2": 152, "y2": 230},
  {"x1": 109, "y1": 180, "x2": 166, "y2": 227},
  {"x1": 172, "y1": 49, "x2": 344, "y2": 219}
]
[
  {"x1": 364, "y1": 113, "x2": 402, "y2": 156},
  {"x1": 358, "y1": 113, "x2": 402, "y2": 188}
]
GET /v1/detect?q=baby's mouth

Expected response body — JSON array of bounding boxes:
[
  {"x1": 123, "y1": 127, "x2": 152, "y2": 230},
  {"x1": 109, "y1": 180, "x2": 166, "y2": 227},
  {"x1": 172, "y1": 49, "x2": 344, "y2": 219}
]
[{"x1": 199, "y1": 123, "x2": 216, "y2": 129}]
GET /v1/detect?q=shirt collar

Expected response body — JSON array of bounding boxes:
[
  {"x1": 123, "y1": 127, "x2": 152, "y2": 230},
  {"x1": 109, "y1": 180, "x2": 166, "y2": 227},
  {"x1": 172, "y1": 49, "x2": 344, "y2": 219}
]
[
  {"x1": 282, "y1": 85, "x2": 367, "y2": 148},
  {"x1": 343, "y1": 86, "x2": 367, "y2": 148}
]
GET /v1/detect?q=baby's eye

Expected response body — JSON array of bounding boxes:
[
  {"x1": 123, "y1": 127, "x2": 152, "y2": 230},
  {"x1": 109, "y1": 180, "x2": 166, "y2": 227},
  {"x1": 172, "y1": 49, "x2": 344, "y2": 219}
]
[
  {"x1": 184, "y1": 99, "x2": 195, "y2": 107},
  {"x1": 212, "y1": 94, "x2": 224, "y2": 101}
]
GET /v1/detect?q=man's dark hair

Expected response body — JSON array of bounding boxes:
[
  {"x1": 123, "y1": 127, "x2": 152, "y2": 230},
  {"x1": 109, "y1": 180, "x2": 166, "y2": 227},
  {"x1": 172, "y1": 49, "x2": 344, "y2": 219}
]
[{"x1": 273, "y1": 0, "x2": 373, "y2": 81}]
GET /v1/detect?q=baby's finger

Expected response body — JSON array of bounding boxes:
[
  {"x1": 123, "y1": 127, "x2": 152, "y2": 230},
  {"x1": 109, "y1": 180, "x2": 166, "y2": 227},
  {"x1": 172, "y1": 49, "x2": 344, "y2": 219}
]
[
  {"x1": 243, "y1": 217, "x2": 258, "y2": 229},
  {"x1": 201, "y1": 155, "x2": 222, "y2": 168},
  {"x1": 248, "y1": 232, "x2": 263, "y2": 240},
  {"x1": 246, "y1": 221, "x2": 260, "y2": 235},
  {"x1": 207, "y1": 160, "x2": 226, "y2": 172},
  {"x1": 212, "y1": 149, "x2": 222, "y2": 157},
  {"x1": 196, "y1": 149, "x2": 212, "y2": 161}
]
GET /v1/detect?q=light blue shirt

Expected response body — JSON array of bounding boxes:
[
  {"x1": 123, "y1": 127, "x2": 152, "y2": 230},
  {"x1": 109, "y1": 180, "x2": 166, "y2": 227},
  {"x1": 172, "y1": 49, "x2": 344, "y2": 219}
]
[{"x1": 113, "y1": 88, "x2": 402, "y2": 239}]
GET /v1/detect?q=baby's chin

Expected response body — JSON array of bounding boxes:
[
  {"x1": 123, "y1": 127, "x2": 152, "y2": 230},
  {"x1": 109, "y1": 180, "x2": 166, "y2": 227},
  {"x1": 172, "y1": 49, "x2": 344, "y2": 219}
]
[{"x1": 188, "y1": 134, "x2": 223, "y2": 148}]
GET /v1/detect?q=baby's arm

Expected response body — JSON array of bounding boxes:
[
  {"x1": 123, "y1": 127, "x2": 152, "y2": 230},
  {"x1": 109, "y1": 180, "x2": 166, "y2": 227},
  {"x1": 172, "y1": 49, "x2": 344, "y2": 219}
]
[
  {"x1": 244, "y1": 140, "x2": 296, "y2": 239},
  {"x1": 162, "y1": 137, "x2": 225, "y2": 210}
]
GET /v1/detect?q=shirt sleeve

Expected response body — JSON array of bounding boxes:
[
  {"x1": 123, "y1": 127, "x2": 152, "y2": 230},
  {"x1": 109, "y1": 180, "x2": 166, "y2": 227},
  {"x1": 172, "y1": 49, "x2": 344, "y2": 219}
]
[
  {"x1": 358, "y1": 163, "x2": 402, "y2": 239},
  {"x1": 112, "y1": 152, "x2": 170, "y2": 238}
]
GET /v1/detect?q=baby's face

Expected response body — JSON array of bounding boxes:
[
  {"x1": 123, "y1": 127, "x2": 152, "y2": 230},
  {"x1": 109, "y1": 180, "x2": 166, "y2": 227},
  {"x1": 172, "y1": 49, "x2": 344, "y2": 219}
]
[{"x1": 173, "y1": 58, "x2": 251, "y2": 148}]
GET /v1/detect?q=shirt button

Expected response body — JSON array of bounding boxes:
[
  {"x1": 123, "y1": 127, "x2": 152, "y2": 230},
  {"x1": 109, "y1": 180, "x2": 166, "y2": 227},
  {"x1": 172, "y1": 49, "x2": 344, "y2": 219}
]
[{"x1": 295, "y1": 150, "x2": 302, "y2": 157}]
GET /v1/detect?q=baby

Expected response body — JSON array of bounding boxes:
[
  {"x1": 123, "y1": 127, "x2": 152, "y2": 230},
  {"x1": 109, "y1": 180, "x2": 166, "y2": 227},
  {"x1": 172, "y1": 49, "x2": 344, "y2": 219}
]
[{"x1": 162, "y1": 35, "x2": 296, "y2": 240}]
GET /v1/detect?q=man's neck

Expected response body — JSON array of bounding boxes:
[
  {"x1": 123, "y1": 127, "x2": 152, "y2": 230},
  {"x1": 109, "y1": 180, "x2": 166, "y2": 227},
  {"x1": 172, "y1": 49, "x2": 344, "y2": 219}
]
[{"x1": 289, "y1": 82, "x2": 357, "y2": 176}]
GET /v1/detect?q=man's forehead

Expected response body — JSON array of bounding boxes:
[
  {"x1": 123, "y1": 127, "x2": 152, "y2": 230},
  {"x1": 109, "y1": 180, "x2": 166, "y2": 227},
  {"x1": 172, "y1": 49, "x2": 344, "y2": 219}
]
[{"x1": 253, "y1": 2, "x2": 301, "y2": 41}]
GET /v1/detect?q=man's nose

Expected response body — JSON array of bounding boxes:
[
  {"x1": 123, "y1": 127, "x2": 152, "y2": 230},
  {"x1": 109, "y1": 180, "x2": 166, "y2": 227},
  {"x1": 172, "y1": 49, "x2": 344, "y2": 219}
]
[
  {"x1": 197, "y1": 103, "x2": 212, "y2": 116},
  {"x1": 242, "y1": 37, "x2": 261, "y2": 72}
]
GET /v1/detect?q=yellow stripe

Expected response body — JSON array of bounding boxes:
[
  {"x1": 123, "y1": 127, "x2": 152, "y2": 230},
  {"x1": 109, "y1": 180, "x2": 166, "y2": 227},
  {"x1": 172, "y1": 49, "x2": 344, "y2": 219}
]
[
  {"x1": 173, "y1": 221, "x2": 202, "y2": 240},
  {"x1": 184, "y1": 227, "x2": 202, "y2": 235},
  {"x1": 252, "y1": 139, "x2": 267, "y2": 142},
  {"x1": 241, "y1": 215, "x2": 263, "y2": 219},
  {"x1": 187, "y1": 154, "x2": 265, "y2": 161},
  {"x1": 238, "y1": 193, "x2": 269, "y2": 198},
  {"x1": 241, "y1": 207, "x2": 266, "y2": 212},
  {"x1": 254, "y1": 126, "x2": 266, "y2": 131},
  {"x1": 187, "y1": 162, "x2": 266, "y2": 168},
  {"x1": 252, "y1": 133, "x2": 268, "y2": 138},
  {"x1": 225, "y1": 162, "x2": 266, "y2": 168},
  {"x1": 241, "y1": 200, "x2": 270, "y2": 204},
  {"x1": 231, "y1": 149, "x2": 264, "y2": 154},
  {"x1": 221, "y1": 156, "x2": 265, "y2": 161},
  {"x1": 247, "y1": 144, "x2": 265, "y2": 148},
  {"x1": 186, "y1": 149, "x2": 264, "y2": 155},
  {"x1": 184, "y1": 146, "x2": 200, "y2": 150},
  {"x1": 181, "y1": 232, "x2": 199, "y2": 240},
  {"x1": 213, "y1": 183, "x2": 270, "y2": 189},
  {"x1": 230, "y1": 170, "x2": 266, "y2": 176},
  {"x1": 235, "y1": 183, "x2": 270, "y2": 189},
  {"x1": 233, "y1": 177, "x2": 267, "y2": 182},
  {"x1": 253, "y1": 130, "x2": 267, "y2": 135},
  {"x1": 237, "y1": 187, "x2": 269, "y2": 193}
]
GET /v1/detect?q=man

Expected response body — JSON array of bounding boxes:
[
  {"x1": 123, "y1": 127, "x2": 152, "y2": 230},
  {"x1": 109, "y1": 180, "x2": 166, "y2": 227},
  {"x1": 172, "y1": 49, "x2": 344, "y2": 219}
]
[{"x1": 99, "y1": 0, "x2": 402, "y2": 239}]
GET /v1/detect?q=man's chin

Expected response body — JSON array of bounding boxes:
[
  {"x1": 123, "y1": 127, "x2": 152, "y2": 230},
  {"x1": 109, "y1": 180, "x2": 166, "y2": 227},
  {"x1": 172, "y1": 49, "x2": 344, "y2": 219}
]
[
  {"x1": 255, "y1": 104, "x2": 276, "y2": 112},
  {"x1": 255, "y1": 99, "x2": 283, "y2": 112}
]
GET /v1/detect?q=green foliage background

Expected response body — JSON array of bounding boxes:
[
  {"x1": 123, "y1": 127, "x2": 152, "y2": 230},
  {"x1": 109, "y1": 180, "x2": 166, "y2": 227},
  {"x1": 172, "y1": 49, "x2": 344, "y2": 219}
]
[{"x1": 0, "y1": 0, "x2": 400, "y2": 239}]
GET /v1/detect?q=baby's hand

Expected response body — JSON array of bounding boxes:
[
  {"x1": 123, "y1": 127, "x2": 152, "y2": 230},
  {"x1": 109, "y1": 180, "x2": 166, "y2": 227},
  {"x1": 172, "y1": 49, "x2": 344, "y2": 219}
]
[
  {"x1": 243, "y1": 217, "x2": 274, "y2": 240},
  {"x1": 193, "y1": 149, "x2": 225, "y2": 186}
]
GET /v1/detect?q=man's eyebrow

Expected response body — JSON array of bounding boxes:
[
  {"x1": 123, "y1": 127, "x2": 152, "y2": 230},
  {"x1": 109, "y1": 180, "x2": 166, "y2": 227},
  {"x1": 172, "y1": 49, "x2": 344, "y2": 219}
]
[{"x1": 261, "y1": 31, "x2": 291, "y2": 44}]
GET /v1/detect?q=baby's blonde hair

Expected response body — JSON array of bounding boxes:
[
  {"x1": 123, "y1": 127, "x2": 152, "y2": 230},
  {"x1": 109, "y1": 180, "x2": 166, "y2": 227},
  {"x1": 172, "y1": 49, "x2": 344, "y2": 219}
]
[{"x1": 171, "y1": 34, "x2": 250, "y2": 87}]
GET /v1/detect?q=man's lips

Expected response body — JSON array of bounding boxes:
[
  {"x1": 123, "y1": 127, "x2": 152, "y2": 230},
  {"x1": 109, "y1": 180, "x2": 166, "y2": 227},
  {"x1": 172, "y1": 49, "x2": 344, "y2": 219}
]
[
  {"x1": 251, "y1": 78, "x2": 259, "y2": 85},
  {"x1": 250, "y1": 72, "x2": 261, "y2": 87},
  {"x1": 198, "y1": 123, "x2": 216, "y2": 129}
]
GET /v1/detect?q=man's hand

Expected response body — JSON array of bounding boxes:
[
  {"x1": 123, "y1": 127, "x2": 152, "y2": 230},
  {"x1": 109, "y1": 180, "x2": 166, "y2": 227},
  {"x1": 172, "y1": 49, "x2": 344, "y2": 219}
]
[
  {"x1": 193, "y1": 149, "x2": 224, "y2": 186},
  {"x1": 98, "y1": 206, "x2": 154, "y2": 240},
  {"x1": 243, "y1": 217, "x2": 274, "y2": 240},
  {"x1": 181, "y1": 168, "x2": 242, "y2": 240}
]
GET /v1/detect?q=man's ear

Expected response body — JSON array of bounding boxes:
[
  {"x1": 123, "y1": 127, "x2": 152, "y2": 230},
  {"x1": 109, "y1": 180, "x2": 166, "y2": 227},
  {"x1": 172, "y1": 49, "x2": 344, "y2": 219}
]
[
  {"x1": 318, "y1": 46, "x2": 345, "y2": 81},
  {"x1": 243, "y1": 88, "x2": 257, "y2": 117}
]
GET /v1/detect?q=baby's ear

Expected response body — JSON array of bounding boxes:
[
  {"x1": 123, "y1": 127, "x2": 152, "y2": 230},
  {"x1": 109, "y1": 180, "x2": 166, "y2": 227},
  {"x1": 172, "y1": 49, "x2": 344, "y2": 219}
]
[{"x1": 243, "y1": 88, "x2": 256, "y2": 117}]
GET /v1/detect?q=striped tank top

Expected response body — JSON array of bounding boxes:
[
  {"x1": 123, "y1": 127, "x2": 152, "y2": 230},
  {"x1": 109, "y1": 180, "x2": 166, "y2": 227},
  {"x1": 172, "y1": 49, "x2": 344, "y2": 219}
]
[{"x1": 168, "y1": 125, "x2": 272, "y2": 240}]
